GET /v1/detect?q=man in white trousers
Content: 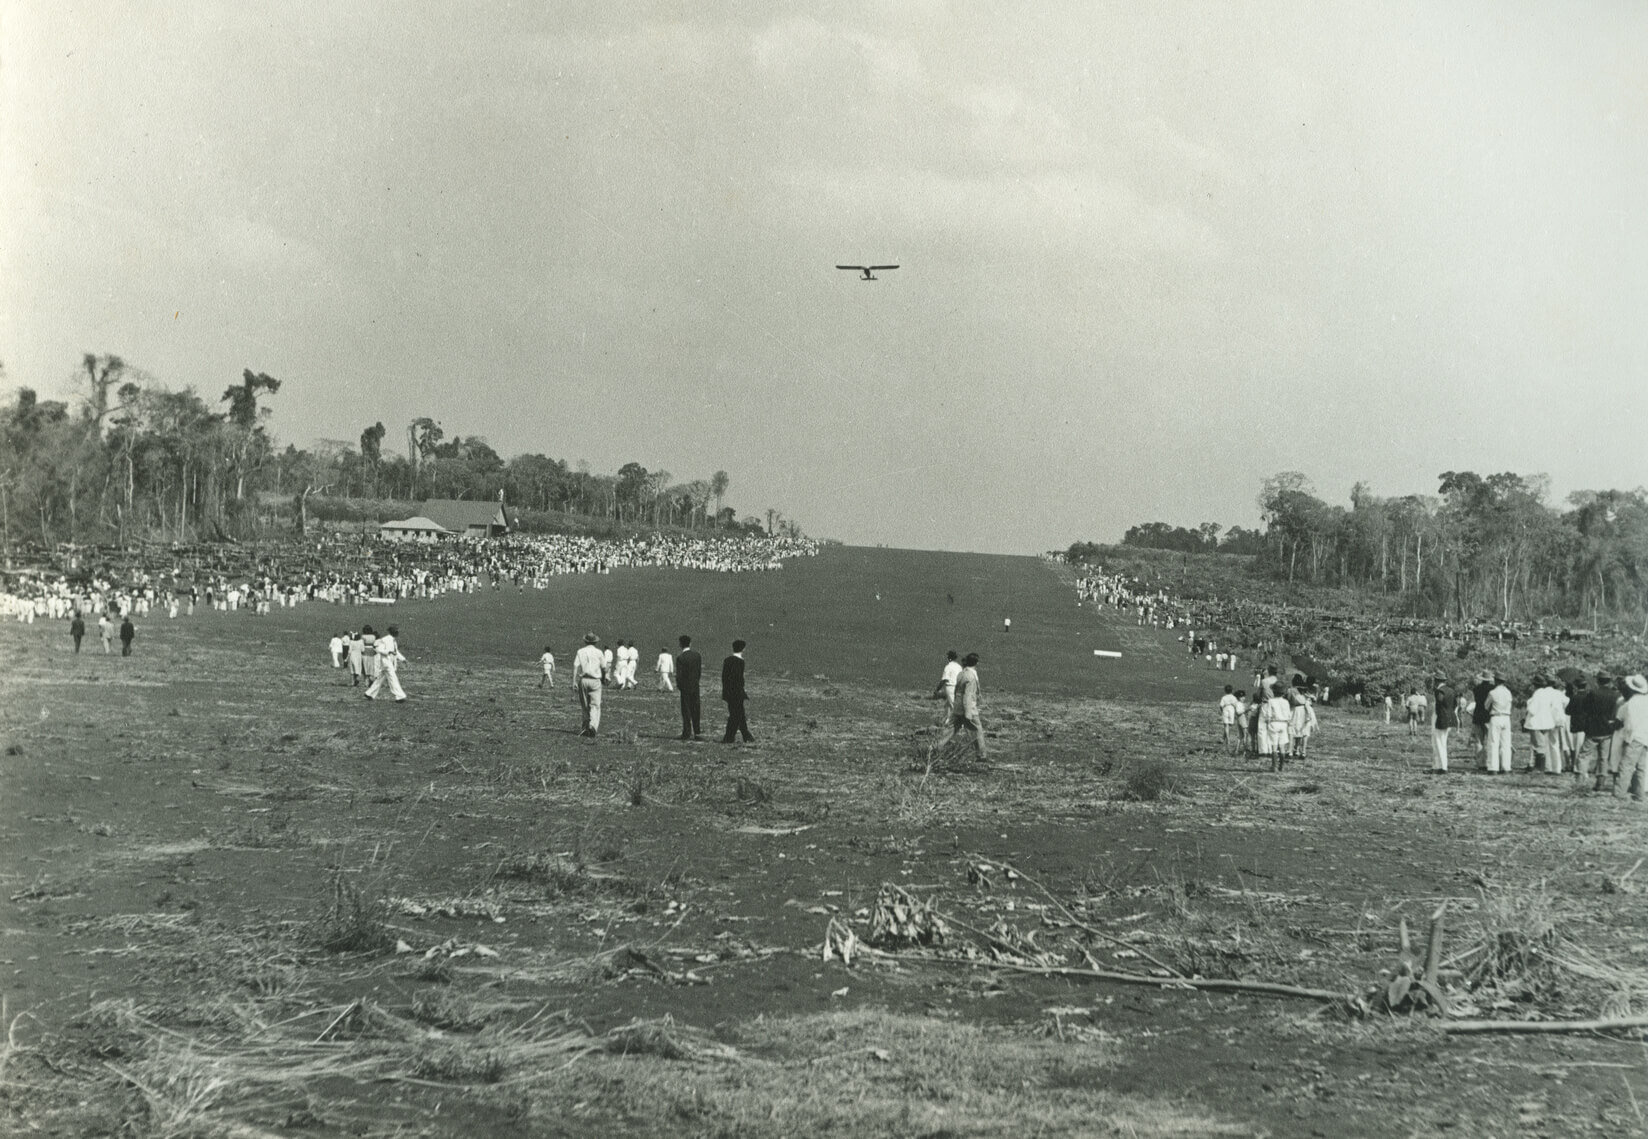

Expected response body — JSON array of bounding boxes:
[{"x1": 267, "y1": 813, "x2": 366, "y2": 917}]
[
  {"x1": 574, "y1": 633, "x2": 607, "y2": 738},
  {"x1": 363, "y1": 624, "x2": 408, "y2": 702},
  {"x1": 1483, "y1": 673, "x2": 1515, "y2": 773},
  {"x1": 655, "y1": 646, "x2": 676, "y2": 691},
  {"x1": 933, "y1": 650, "x2": 961, "y2": 724}
]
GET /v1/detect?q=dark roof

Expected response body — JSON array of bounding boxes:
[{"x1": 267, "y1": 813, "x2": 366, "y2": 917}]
[{"x1": 419, "y1": 499, "x2": 511, "y2": 533}]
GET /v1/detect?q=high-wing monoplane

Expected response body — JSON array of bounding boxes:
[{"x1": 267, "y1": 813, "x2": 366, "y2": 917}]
[{"x1": 836, "y1": 264, "x2": 899, "y2": 281}]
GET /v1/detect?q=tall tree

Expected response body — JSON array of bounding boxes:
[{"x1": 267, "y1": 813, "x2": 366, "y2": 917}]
[
  {"x1": 359, "y1": 422, "x2": 386, "y2": 496},
  {"x1": 711, "y1": 470, "x2": 730, "y2": 524}
]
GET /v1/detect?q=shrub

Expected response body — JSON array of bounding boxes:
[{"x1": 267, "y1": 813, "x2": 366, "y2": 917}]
[{"x1": 1117, "y1": 758, "x2": 1177, "y2": 802}]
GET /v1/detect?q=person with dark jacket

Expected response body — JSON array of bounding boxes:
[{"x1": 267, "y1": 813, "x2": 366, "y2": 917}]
[
  {"x1": 675, "y1": 635, "x2": 704, "y2": 741},
  {"x1": 1431, "y1": 674, "x2": 1458, "y2": 773},
  {"x1": 1575, "y1": 671, "x2": 1623, "y2": 790},
  {"x1": 119, "y1": 617, "x2": 136, "y2": 657},
  {"x1": 69, "y1": 614, "x2": 85, "y2": 653},
  {"x1": 720, "y1": 639, "x2": 753, "y2": 744}
]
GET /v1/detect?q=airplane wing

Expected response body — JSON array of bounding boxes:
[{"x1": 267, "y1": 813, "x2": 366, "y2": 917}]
[
  {"x1": 835, "y1": 265, "x2": 866, "y2": 271},
  {"x1": 867, "y1": 265, "x2": 899, "y2": 271}
]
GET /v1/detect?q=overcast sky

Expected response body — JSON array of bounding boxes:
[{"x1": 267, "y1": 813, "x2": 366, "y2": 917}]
[{"x1": 4, "y1": 2, "x2": 1645, "y2": 552}]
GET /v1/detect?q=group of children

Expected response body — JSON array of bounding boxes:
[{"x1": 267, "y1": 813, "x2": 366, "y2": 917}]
[{"x1": 1218, "y1": 668, "x2": 1319, "y2": 771}]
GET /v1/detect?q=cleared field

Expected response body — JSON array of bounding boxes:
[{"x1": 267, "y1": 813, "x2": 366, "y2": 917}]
[
  {"x1": 214, "y1": 544, "x2": 1196, "y2": 702},
  {"x1": 1, "y1": 546, "x2": 1644, "y2": 1137}
]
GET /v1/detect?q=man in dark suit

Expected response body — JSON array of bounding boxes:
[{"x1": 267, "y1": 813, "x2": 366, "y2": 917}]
[
  {"x1": 720, "y1": 639, "x2": 754, "y2": 744},
  {"x1": 675, "y1": 635, "x2": 704, "y2": 741}
]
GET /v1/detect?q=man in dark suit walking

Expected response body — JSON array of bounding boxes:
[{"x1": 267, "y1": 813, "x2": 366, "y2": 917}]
[
  {"x1": 675, "y1": 635, "x2": 704, "y2": 741},
  {"x1": 720, "y1": 639, "x2": 754, "y2": 744}
]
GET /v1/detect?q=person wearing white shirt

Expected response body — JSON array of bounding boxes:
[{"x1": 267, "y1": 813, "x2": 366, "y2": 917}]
[
  {"x1": 1611, "y1": 675, "x2": 1647, "y2": 803},
  {"x1": 363, "y1": 625, "x2": 407, "y2": 702},
  {"x1": 655, "y1": 647, "x2": 676, "y2": 692},
  {"x1": 574, "y1": 634, "x2": 607, "y2": 737},
  {"x1": 936, "y1": 653, "x2": 986, "y2": 759},
  {"x1": 1484, "y1": 676, "x2": 1515, "y2": 774},
  {"x1": 538, "y1": 647, "x2": 556, "y2": 689},
  {"x1": 933, "y1": 650, "x2": 962, "y2": 722},
  {"x1": 329, "y1": 634, "x2": 344, "y2": 669},
  {"x1": 1521, "y1": 676, "x2": 1568, "y2": 774}
]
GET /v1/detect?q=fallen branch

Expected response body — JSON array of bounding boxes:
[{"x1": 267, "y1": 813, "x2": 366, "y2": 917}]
[
  {"x1": 987, "y1": 956, "x2": 1350, "y2": 1004},
  {"x1": 1441, "y1": 1015, "x2": 1648, "y2": 1036}
]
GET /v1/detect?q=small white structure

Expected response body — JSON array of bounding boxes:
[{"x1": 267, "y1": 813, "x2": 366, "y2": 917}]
[{"x1": 379, "y1": 516, "x2": 451, "y2": 543}]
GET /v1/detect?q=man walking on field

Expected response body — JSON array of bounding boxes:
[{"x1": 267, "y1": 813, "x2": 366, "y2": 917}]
[
  {"x1": 675, "y1": 636, "x2": 703, "y2": 740},
  {"x1": 934, "y1": 650, "x2": 962, "y2": 723},
  {"x1": 363, "y1": 624, "x2": 408, "y2": 702},
  {"x1": 656, "y1": 646, "x2": 676, "y2": 691},
  {"x1": 720, "y1": 639, "x2": 754, "y2": 744},
  {"x1": 573, "y1": 633, "x2": 606, "y2": 738},
  {"x1": 936, "y1": 652, "x2": 987, "y2": 760}
]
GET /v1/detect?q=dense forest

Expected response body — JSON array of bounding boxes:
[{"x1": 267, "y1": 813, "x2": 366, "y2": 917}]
[
  {"x1": 1072, "y1": 471, "x2": 1648, "y2": 626},
  {"x1": 0, "y1": 356, "x2": 799, "y2": 549}
]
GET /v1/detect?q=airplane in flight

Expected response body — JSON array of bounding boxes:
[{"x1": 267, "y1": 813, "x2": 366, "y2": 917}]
[{"x1": 836, "y1": 264, "x2": 899, "y2": 281}]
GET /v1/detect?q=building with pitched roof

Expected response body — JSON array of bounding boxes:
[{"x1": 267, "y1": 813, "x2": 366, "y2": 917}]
[
  {"x1": 378, "y1": 516, "x2": 451, "y2": 543},
  {"x1": 417, "y1": 499, "x2": 513, "y2": 538}
]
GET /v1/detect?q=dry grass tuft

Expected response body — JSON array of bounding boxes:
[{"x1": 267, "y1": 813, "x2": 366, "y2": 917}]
[
  {"x1": 315, "y1": 870, "x2": 393, "y2": 954},
  {"x1": 1116, "y1": 758, "x2": 1178, "y2": 802}
]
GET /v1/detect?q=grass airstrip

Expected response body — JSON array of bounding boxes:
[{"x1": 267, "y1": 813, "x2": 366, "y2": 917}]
[{"x1": 1, "y1": 545, "x2": 1644, "y2": 1137}]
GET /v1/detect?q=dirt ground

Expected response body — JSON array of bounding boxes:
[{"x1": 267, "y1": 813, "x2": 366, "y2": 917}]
[{"x1": 2, "y1": 548, "x2": 1645, "y2": 1137}]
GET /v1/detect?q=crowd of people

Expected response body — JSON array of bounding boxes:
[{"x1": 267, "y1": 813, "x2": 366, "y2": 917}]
[
  {"x1": 1413, "y1": 668, "x2": 1647, "y2": 799},
  {"x1": 1062, "y1": 557, "x2": 1647, "y2": 799},
  {"x1": 0, "y1": 530, "x2": 821, "y2": 658},
  {"x1": 1214, "y1": 665, "x2": 1319, "y2": 772}
]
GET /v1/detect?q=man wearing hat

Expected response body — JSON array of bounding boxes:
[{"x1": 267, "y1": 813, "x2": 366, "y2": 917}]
[
  {"x1": 935, "y1": 652, "x2": 987, "y2": 760},
  {"x1": 1614, "y1": 673, "x2": 1648, "y2": 803},
  {"x1": 1573, "y1": 671, "x2": 1622, "y2": 790},
  {"x1": 573, "y1": 633, "x2": 607, "y2": 738},
  {"x1": 1430, "y1": 673, "x2": 1457, "y2": 774}
]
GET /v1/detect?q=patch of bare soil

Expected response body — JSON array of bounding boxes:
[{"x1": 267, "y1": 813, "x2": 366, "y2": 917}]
[{"x1": 1, "y1": 613, "x2": 1645, "y2": 1137}]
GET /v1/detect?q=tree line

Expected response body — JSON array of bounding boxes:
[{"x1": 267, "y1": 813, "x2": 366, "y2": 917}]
[
  {"x1": 1073, "y1": 470, "x2": 1648, "y2": 626},
  {"x1": 0, "y1": 355, "x2": 798, "y2": 550}
]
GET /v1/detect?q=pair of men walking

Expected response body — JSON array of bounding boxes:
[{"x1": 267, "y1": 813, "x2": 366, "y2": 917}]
[{"x1": 674, "y1": 636, "x2": 753, "y2": 744}]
